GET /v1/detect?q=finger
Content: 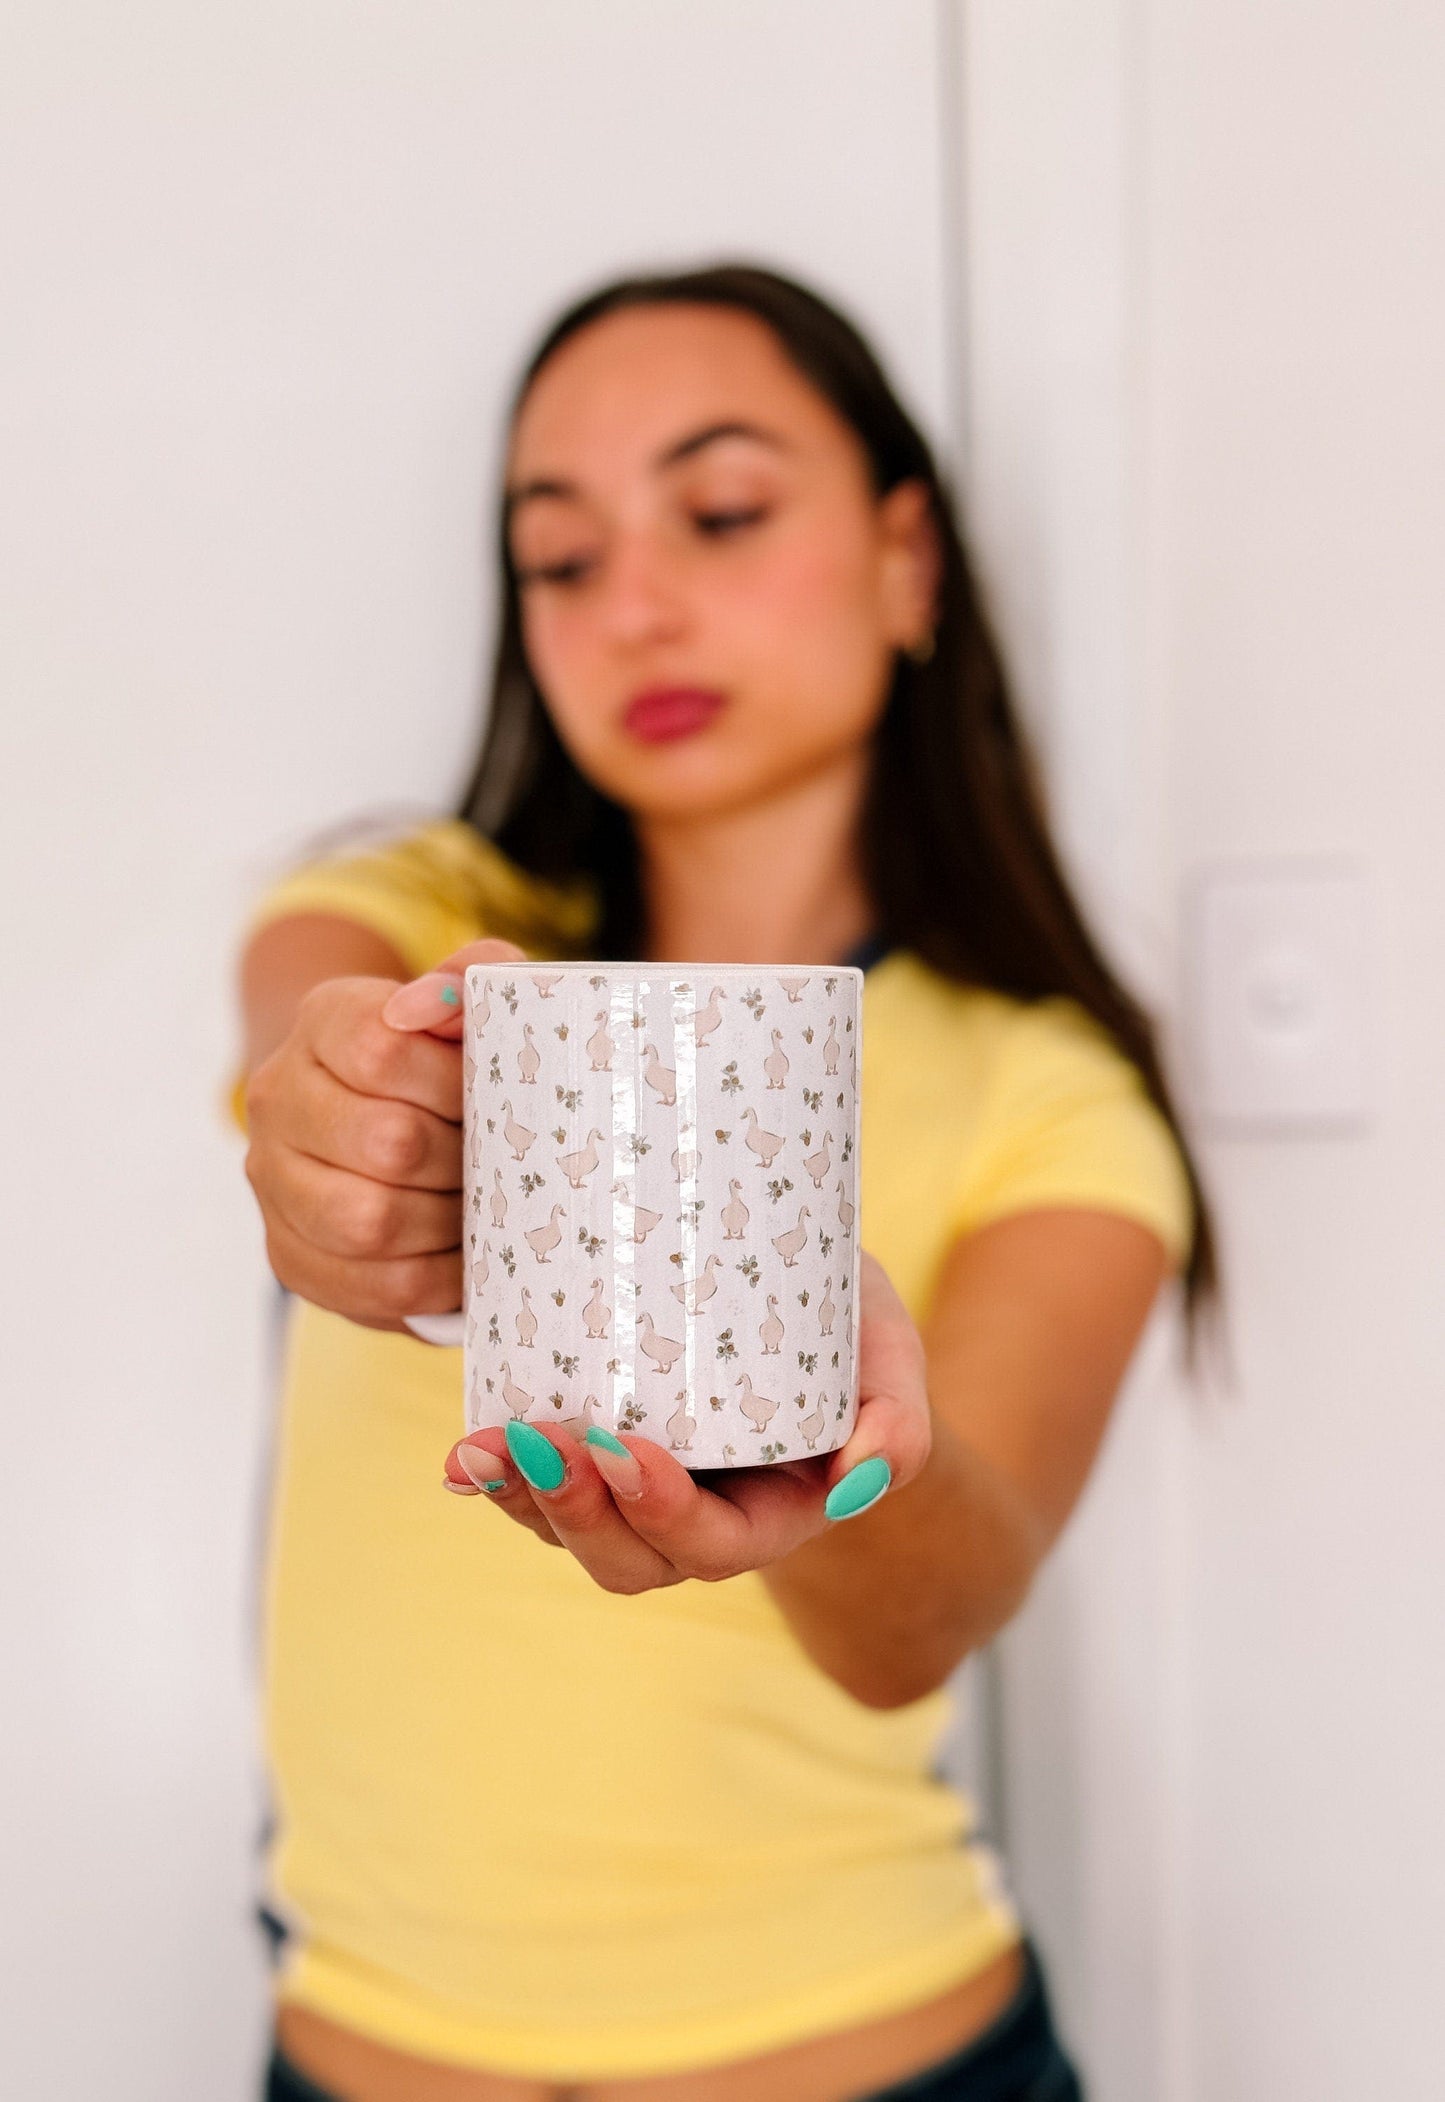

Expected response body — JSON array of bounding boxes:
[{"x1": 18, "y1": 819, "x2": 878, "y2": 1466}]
[
  {"x1": 595, "y1": 1433, "x2": 830, "y2": 1582},
  {"x1": 477, "y1": 1423, "x2": 682, "y2": 1593},
  {"x1": 264, "y1": 1048, "x2": 463, "y2": 1190},
  {"x1": 255, "y1": 1144, "x2": 463, "y2": 1262},
  {"x1": 304, "y1": 980, "x2": 468, "y2": 1119},
  {"x1": 382, "y1": 938, "x2": 529, "y2": 1040},
  {"x1": 259, "y1": 1204, "x2": 462, "y2": 1326},
  {"x1": 820, "y1": 1250, "x2": 934, "y2": 1516},
  {"x1": 443, "y1": 1434, "x2": 566, "y2": 1547}
]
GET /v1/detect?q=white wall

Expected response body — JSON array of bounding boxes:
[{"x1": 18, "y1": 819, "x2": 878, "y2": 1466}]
[
  {"x1": 958, "y1": 4, "x2": 1445, "y2": 2096},
  {"x1": 0, "y1": 8, "x2": 952, "y2": 2095}
]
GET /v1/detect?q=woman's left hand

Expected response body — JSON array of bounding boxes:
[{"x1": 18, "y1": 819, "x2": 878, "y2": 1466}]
[
  {"x1": 381, "y1": 937, "x2": 933, "y2": 1588},
  {"x1": 444, "y1": 1246, "x2": 933, "y2": 1587}
]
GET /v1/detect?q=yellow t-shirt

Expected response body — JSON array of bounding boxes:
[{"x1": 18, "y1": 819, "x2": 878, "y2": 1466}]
[{"x1": 227, "y1": 817, "x2": 1193, "y2": 2082}]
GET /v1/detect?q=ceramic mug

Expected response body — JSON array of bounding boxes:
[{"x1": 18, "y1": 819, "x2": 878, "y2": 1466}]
[{"x1": 405, "y1": 962, "x2": 862, "y2": 1470}]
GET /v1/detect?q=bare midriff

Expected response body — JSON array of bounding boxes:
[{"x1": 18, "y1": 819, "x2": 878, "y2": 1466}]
[{"x1": 274, "y1": 1941, "x2": 1025, "y2": 2102}]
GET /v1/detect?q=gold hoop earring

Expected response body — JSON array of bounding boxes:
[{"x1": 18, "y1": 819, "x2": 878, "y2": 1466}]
[{"x1": 906, "y1": 629, "x2": 935, "y2": 666}]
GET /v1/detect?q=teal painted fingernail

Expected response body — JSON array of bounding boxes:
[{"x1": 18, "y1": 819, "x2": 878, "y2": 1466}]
[
  {"x1": 584, "y1": 1426, "x2": 631, "y2": 1459},
  {"x1": 505, "y1": 1419, "x2": 566, "y2": 1492},
  {"x1": 439, "y1": 984, "x2": 460, "y2": 1006},
  {"x1": 825, "y1": 1455, "x2": 891, "y2": 1522}
]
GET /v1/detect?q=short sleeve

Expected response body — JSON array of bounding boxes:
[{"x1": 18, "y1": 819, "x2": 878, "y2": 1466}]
[
  {"x1": 222, "y1": 818, "x2": 598, "y2": 1138},
  {"x1": 948, "y1": 996, "x2": 1196, "y2": 1274}
]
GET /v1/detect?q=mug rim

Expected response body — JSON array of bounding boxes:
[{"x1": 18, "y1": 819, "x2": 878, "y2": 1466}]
[{"x1": 462, "y1": 962, "x2": 866, "y2": 983}]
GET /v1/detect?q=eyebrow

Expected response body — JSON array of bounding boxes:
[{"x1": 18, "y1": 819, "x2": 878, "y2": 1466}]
[{"x1": 503, "y1": 420, "x2": 789, "y2": 522}]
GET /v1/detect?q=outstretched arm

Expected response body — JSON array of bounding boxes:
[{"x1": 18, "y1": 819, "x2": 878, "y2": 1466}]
[{"x1": 758, "y1": 1207, "x2": 1173, "y2": 1708}]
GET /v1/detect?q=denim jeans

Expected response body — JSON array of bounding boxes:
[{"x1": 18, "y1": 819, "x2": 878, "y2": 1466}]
[{"x1": 263, "y1": 1944, "x2": 1083, "y2": 2102}]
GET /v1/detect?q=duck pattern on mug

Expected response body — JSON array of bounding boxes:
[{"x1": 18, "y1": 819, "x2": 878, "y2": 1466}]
[{"x1": 460, "y1": 969, "x2": 862, "y2": 1470}]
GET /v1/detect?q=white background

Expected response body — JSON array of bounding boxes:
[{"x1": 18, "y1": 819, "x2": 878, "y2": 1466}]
[{"x1": 3, "y1": 4, "x2": 1442, "y2": 2097}]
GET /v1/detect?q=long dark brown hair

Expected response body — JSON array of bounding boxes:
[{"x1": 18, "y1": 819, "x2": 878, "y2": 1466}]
[{"x1": 456, "y1": 260, "x2": 1219, "y2": 1359}]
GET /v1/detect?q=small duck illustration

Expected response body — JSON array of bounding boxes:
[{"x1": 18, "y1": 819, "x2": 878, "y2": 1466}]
[
  {"x1": 524, "y1": 1202, "x2": 567, "y2": 1263},
  {"x1": 693, "y1": 987, "x2": 727, "y2": 1047},
  {"x1": 637, "y1": 1309, "x2": 684, "y2": 1375},
  {"x1": 586, "y1": 1011, "x2": 614, "y2": 1071},
  {"x1": 556, "y1": 1127, "x2": 606, "y2": 1190},
  {"x1": 501, "y1": 1100, "x2": 536, "y2": 1161},
  {"x1": 583, "y1": 1278, "x2": 612, "y2": 1340},
  {"x1": 771, "y1": 1205, "x2": 811, "y2": 1268},
  {"x1": 741, "y1": 1106, "x2": 785, "y2": 1169},
  {"x1": 736, "y1": 1371, "x2": 778, "y2": 1435},
  {"x1": 642, "y1": 1042, "x2": 677, "y2": 1106},
  {"x1": 721, "y1": 1179, "x2": 750, "y2": 1240}
]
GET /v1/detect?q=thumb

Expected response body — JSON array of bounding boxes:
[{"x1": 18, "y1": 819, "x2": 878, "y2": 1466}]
[{"x1": 380, "y1": 937, "x2": 529, "y2": 1039}]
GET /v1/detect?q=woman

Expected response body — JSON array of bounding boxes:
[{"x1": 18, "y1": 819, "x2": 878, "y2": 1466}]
[{"x1": 233, "y1": 262, "x2": 1216, "y2": 2102}]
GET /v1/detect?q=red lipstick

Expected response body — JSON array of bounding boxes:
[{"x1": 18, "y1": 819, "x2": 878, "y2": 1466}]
[{"x1": 623, "y1": 687, "x2": 727, "y2": 743}]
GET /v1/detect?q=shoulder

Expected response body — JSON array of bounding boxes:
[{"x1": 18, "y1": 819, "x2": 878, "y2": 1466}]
[{"x1": 239, "y1": 816, "x2": 599, "y2": 974}]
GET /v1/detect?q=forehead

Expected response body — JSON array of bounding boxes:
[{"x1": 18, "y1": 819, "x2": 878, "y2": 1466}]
[{"x1": 506, "y1": 303, "x2": 854, "y2": 482}]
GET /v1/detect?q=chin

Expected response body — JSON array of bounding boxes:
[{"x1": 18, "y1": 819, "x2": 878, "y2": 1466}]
[{"x1": 588, "y1": 737, "x2": 772, "y2": 822}]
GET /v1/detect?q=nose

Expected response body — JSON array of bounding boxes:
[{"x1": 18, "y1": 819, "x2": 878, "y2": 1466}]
[{"x1": 595, "y1": 527, "x2": 689, "y2": 651}]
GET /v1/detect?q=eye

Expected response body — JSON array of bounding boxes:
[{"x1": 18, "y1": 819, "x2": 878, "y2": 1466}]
[
  {"x1": 694, "y1": 506, "x2": 769, "y2": 537},
  {"x1": 514, "y1": 554, "x2": 595, "y2": 589}
]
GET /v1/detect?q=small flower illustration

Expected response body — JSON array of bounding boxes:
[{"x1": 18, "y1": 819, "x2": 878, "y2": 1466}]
[
  {"x1": 824, "y1": 976, "x2": 837, "y2": 994},
  {"x1": 554, "y1": 1023, "x2": 569, "y2": 1040},
  {"x1": 551, "y1": 1289, "x2": 566, "y2": 1306},
  {"x1": 760, "y1": 1441, "x2": 785, "y2": 1463},
  {"x1": 553, "y1": 1350, "x2": 580, "y2": 1378},
  {"x1": 488, "y1": 1053, "x2": 502, "y2": 1084},
  {"x1": 552, "y1": 1125, "x2": 567, "y2": 1143},
  {"x1": 577, "y1": 1227, "x2": 604, "y2": 1258},
  {"x1": 499, "y1": 1244, "x2": 517, "y2": 1277},
  {"x1": 709, "y1": 1394, "x2": 725, "y2": 1412},
  {"x1": 800, "y1": 1128, "x2": 812, "y2": 1148},
  {"x1": 841, "y1": 1135, "x2": 854, "y2": 1161},
  {"x1": 802, "y1": 1026, "x2": 814, "y2": 1044},
  {"x1": 487, "y1": 1314, "x2": 501, "y2": 1345},
  {"x1": 501, "y1": 981, "x2": 518, "y2": 1013},
  {"x1": 736, "y1": 1255, "x2": 761, "y2": 1289},
  {"x1": 628, "y1": 1133, "x2": 652, "y2": 1156},
  {"x1": 549, "y1": 1391, "x2": 565, "y2": 1409},
  {"x1": 716, "y1": 1328, "x2": 738, "y2": 1362},
  {"x1": 715, "y1": 1128, "x2": 731, "y2": 1143},
  {"x1": 798, "y1": 1350, "x2": 818, "y2": 1375},
  {"x1": 606, "y1": 1356, "x2": 621, "y2": 1375},
  {"x1": 555, "y1": 1084, "x2": 581, "y2": 1111},
  {"x1": 820, "y1": 1232, "x2": 833, "y2": 1256},
  {"x1": 831, "y1": 1351, "x2": 840, "y2": 1369},
  {"x1": 521, "y1": 1172, "x2": 545, "y2": 1197},
  {"x1": 486, "y1": 1117, "x2": 496, "y2": 1133},
  {"x1": 743, "y1": 988, "x2": 765, "y2": 1019},
  {"x1": 764, "y1": 1176, "x2": 794, "y2": 1204},
  {"x1": 803, "y1": 1087, "x2": 822, "y2": 1113},
  {"x1": 620, "y1": 1396, "x2": 647, "y2": 1431},
  {"x1": 589, "y1": 974, "x2": 606, "y2": 990},
  {"x1": 798, "y1": 1288, "x2": 810, "y2": 1306},
  {"x1": 720, "y1": 1061, "x2": 742, "y2": 1095}
]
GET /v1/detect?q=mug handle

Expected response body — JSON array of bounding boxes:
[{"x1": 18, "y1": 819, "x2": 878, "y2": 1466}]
[{"x1": 403, "y1": 1312, "x2": 466, "y2": 1348}]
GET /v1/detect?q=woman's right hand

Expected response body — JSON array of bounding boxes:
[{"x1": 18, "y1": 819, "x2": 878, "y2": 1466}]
[{"x1": 241, "y1": 939, "x2": 520, "y2": 1332}]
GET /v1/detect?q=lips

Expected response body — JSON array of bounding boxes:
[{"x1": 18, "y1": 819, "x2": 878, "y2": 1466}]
[{"x1": 622, "y1": 687, "x2": 728, "y2": 743}]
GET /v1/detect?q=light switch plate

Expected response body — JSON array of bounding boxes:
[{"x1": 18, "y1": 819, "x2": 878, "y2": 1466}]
[{"x1": 1182, "y1": 858, "x2": 1373, "y2": 1133}]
